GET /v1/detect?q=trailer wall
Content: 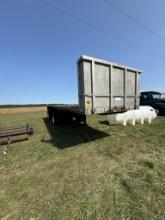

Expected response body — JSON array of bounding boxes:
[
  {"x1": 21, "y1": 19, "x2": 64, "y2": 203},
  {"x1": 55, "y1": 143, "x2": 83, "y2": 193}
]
[{"x1": 77, "y1": 55, "x2": 141, "y2": 114}]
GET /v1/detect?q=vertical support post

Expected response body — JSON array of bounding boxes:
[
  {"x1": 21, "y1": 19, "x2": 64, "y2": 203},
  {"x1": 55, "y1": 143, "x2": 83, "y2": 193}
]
[
  {"x1": 109, "y1": 65, "x2": 113, "y2": 110},
  {"x1": 77, "y1": 61, "x2": 84, "y2": 113},
  {"x1": 124, "y1": 69, "x2": 127, "y2": 108},
  {"x1": 77, "y1": 61, "x2": 80, "y2": 110},
  {"x1": 91, "y1": 60, "x2": 95, "y2": 113},
  {"x1": 135, "y1": 72, "x2": 138, "y2": 109}
]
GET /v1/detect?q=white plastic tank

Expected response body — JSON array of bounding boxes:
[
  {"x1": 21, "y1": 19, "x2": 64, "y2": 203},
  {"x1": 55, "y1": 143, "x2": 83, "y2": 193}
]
[{"x1": 107, "y1": 106, "x2": 157, "y2": 126}]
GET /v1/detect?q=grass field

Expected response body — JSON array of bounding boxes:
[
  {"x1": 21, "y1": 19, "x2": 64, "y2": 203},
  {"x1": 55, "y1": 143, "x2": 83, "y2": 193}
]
[{"x1": 0, "y1": 111, "x2": 165, "y2": 220}]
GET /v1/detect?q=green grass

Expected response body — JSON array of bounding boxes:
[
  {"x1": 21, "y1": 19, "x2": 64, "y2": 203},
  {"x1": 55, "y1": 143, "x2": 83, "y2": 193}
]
[{"x1": 0, "y1": 112, "x2": 165, "y2": 220}]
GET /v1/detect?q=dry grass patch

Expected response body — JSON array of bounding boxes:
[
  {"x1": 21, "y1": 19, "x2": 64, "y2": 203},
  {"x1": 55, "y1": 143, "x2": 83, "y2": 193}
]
[{"x1": 0, "y1": 106, "x2": 47, "y2": 115}]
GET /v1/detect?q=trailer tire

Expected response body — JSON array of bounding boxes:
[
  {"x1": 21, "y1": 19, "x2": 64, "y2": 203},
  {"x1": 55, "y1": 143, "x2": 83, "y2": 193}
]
[
  {"x1": 48, "y1": 113, "x2": 52, "y2": 120},
  {"x1": 52, "y1": 115, "x2": 59, "y2": 125},
  {"x1": 75, "y1": 117, "x2": 80, "y2": 123},
  {"x1": 52, "y1": 115, "x2": 55, "y2": 125},
  {"x1": 155, "y1": 108, "x2": 159, "y2": 115}
]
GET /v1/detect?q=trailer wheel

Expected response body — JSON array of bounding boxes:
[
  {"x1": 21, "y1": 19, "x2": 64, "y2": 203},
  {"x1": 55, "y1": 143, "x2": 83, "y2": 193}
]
[
  {"x1": 48, "y1": 113, "x2": 51, "y2": 120},
  {"x1": 75, "y1": 117, "x2": 81, "y2": 123},
  {"x1": 52, "y1": 116, "x2": 55, "y2": 125},
  {"x1": 52, "y1": 115, "x2": 59, "y2": 125},
  {"x1": 155, "y1": 108, "x2": 159, "y2": 115}
]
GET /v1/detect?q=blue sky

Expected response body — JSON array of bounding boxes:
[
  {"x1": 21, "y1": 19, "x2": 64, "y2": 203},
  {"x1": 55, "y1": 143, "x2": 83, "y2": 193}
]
[{"x1": 0, "y1": 0, "x2": 165, "y2": 104}]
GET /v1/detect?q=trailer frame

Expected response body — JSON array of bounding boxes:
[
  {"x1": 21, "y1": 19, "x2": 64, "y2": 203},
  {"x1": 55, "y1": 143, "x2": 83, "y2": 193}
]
[{"x1": 47, "y1": 104, "x2": 86, "y2": 125}]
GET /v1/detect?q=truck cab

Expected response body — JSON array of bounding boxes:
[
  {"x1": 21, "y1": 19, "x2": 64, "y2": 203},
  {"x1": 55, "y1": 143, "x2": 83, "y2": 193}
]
[{"x1": 140, "y1": 91, "x2": 165, "y2": 115}]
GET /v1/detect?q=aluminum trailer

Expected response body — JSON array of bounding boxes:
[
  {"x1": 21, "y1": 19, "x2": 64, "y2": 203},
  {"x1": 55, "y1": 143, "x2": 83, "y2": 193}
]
[
  {"x1": 47, "y1": 55, "x2": 141, "y2": 124},
  {"x1": 47, "y1": 104, "x2": 86, "y2": 125},
  {"x1": 78, "y1": 55, "x2": 141, "y2": 114}
]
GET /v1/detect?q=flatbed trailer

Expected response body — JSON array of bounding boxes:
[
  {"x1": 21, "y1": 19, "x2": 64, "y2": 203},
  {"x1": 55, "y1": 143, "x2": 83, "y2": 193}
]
[
  {"x1": 47, "y1": 104, "x2": 86, "y2": 125},
  {"x1": 47, "y1": 55, "x2": 141, "y2": 125}
]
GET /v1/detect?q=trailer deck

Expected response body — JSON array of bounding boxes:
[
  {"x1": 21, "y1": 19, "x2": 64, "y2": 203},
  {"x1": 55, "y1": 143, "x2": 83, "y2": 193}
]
[{"x1": 47, "y1": 104, "x2": 86, "y2": 125}]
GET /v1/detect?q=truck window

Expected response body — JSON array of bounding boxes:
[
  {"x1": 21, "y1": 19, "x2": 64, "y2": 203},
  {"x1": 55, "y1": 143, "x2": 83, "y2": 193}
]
[
  {"x1": 152, "y1": 94, "x2": 161, "y2": 99},
  {"x1": 161, "y1": 93, "x2": 165, "y2": 99},
  {"x1": 142, "y1": 94, "x2": 148, "y2": 99}
]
